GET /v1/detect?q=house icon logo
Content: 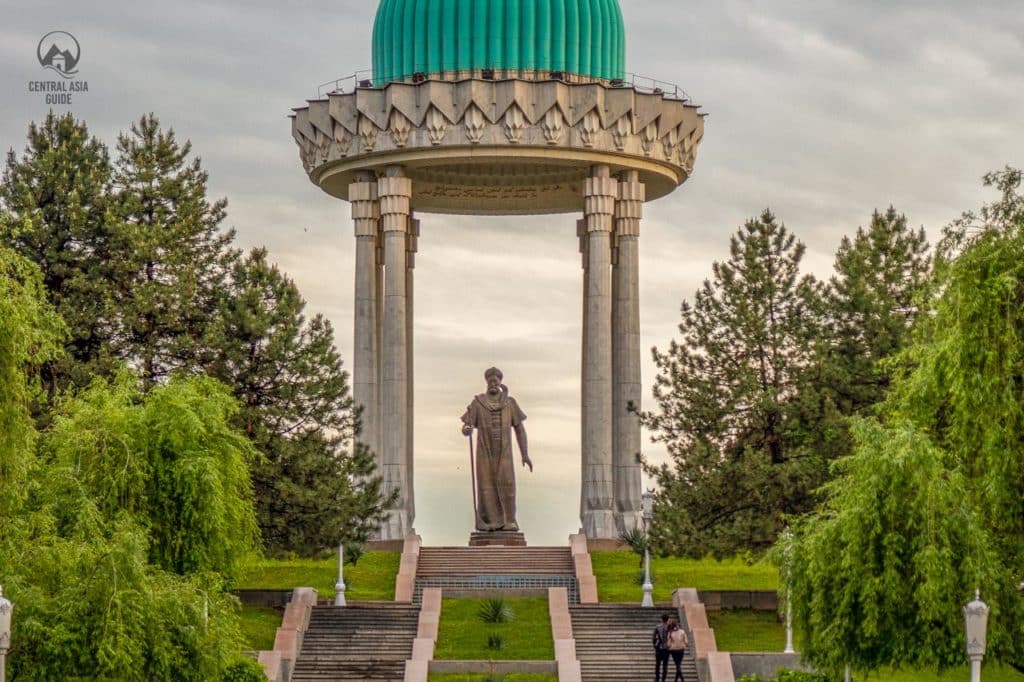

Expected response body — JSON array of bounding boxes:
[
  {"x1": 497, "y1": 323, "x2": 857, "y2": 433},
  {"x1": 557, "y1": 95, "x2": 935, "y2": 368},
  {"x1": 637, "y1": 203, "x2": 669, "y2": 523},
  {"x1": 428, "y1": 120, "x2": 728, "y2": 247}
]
[{"x1": 37, "y1": 31, "x2": 80, "y2": 78}]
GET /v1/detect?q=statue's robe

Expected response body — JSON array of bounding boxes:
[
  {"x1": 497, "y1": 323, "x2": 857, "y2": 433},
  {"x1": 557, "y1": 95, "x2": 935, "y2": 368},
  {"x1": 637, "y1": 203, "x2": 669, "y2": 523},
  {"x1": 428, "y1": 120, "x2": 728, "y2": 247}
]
[{"x1": 461, "y1": 392, "x2": 527, "y2": 531}]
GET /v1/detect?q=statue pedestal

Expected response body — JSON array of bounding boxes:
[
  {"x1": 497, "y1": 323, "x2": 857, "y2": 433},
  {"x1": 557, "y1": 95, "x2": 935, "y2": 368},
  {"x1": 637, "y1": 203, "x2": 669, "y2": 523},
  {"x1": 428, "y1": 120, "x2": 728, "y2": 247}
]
[{"x1": 469, "y1": 531, "x2": 527, "y2": 547}]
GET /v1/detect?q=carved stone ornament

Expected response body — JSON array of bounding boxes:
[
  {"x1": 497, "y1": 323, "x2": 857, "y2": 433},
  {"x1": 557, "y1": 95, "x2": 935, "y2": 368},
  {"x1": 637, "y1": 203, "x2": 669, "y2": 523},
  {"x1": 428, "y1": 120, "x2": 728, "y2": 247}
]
[
  {"x1": 299, "y1": 139, "x2": 312, "y2": 173},
  {"x1": 680, "y1": 132, "x2": 698, "y2": 174},
  {"x1": 612, "y1": 114, "x2": 631, "y2": 151},
  {"x1": 542, "y1": 107, "x2": 565, "y2": 145},
  {"x1": 640, "y1": 121, "x2": 658, "y2": 157},
  {"x1": 504, "y1": 104, "x2": 526, "y2": 143},
  {"x1": 464, "y1": 104, "x2": 486, "y2": 144},
  {"x1": 661, "y1": 127, "x2": 678, "y2": 160},
  {"x1": 333, "y1": 123, "x2": 352, "y2": 158},
  {"x1": 315, "y1": 130, "x2": 330, "y2": 165},
  {"x1": 426, "y1": 107, "x2": 449, "y2": 145},
  {"x1": 580, "y1": 109, "x2": 601, "y2": 147},
  {"x1": 389, "y1": 109, "x2": 412, "y2": 148},
  {"x1": 358, "y1": 116, "x2": 379, "y2": 153}
]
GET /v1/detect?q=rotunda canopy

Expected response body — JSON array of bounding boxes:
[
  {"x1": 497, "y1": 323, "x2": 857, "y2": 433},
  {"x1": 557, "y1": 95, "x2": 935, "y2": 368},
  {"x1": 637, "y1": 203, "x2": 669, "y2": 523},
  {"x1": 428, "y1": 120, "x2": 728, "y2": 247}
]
[{"x1": 372, "y1": 0, "x2": 626, "y2": 85}]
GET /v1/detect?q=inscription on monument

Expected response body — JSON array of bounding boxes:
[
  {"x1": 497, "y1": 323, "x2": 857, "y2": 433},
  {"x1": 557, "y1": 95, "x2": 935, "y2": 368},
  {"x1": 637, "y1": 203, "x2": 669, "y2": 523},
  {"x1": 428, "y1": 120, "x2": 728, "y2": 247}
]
[{"x1": 419, "y1": 184, "x2": 564, "y2": 201}]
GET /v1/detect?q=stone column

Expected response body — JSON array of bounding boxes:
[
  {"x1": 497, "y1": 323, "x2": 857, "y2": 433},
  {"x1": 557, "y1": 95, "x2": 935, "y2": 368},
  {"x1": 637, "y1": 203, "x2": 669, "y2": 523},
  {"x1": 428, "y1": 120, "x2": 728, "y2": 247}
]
[
  {"x1": 378, "y1": 166, "x2": 413, "y2": 540},
  {"x1": 613, "y1": 170, "x2": 645, "y2": 533},
  {"x1": 581, "y1": 165, "x2": 618, "y2": 539},
  {"x1": 406, "y1": 215, "x2": 420, "y2": 528},
  {"x1": 577, "y1": 217, "x2": 588, "y2": 500},
  {"x1": 350, "y1": 172, "x2": 381, "y2": 477},
  {"x1": 376, "y1": 235, "x2": 385, "y2": 454}
]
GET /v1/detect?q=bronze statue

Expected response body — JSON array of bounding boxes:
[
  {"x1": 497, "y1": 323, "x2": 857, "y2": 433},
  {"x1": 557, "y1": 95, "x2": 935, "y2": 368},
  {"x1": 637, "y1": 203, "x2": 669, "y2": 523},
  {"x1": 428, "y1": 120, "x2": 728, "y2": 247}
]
[{"x1": 461, "y1": 367, "x2": 533, "y2": 532}]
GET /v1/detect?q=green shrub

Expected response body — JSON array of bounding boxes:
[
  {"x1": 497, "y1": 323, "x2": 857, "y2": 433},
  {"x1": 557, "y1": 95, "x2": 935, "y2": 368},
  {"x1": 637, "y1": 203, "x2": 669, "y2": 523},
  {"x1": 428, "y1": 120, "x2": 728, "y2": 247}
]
[
  {"x1": 221, "y1": 657, "x2": 268, "y2": 681},
  {"x1": 486, "y1": 633, "x2": 506, "y2": 650},
  {"x1": 739, "y1": 672, "x2": 829, "y2": 682},
  {"x1": 619, "y1": 527, "x2": 649, "y2": 563},
  {"x1": 775, "y1": 672, "x2": 829, "y2": 682},
  {"x1": 478, "y1": 597, "x2": 515, "y2": 624}
]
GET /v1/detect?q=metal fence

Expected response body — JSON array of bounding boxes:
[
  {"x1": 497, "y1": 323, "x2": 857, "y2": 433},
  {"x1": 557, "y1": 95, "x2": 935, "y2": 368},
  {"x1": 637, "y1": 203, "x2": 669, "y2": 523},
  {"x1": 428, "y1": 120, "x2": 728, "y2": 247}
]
[{"x1": 314, "y1": 70, "x2": 691, "y2": 102}]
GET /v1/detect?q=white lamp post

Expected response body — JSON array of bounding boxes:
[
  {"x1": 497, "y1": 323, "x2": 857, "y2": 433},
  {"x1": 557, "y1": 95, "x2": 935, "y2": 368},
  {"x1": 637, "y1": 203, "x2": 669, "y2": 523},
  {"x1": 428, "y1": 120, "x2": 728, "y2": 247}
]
[
  {"x1": 964, "y1": 589, "x2": 989, "y2": 682},
  {"x1": 641, "y1": 490, "x2": 655, "y2": 608},
  {"x1": 782, "y1": 527, "x2": 795, "y2": 654},
  {"x1": 334, "y1": 544, "x2": 347, "y2": 607},
  {"x1": 0, "y1": 585, "x2": 12, "y2": 682}
]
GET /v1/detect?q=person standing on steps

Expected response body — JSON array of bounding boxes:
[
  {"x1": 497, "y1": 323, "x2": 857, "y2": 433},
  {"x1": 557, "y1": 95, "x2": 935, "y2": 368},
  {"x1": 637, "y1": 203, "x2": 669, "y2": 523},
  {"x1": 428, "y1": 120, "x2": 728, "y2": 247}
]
[
  {"x1": 667, "y1": 615, "x2": 689, "y2": 682},
  {"x1": 460, "y1": 367, "x2": 533, "y2": 532},
  {"x1": 652, "y1": 612, "x2": 671, "y2": 682}
]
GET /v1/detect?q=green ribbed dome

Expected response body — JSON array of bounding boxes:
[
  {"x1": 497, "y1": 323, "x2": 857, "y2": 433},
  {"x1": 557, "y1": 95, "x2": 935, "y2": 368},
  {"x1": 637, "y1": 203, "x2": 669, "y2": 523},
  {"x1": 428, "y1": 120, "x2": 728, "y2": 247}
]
[{"x1": 372, "y1": 0, "x2": 625, "y2": 84}]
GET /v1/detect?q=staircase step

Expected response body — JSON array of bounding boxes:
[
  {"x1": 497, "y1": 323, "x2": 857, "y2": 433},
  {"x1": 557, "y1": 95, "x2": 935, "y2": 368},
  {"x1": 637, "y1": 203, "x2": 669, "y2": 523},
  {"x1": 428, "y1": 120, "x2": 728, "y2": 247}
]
[
  {"x1": 291, "y1": 604, "x2": 420, "y2": 682},
  {"x1": 570, "y1": 605, "x2": 699, "y2": 682},
  {"x1": 416, "y1": 547, "x2": 574, "y2": 576}
]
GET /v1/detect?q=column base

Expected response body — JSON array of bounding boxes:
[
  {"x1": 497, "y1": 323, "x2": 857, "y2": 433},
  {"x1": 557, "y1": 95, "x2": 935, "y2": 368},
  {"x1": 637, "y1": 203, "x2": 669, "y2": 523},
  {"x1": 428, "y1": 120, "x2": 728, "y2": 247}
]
[
  {"x1": 581, "y1": 510, "x2": 618, "y2": 540},
  {"x1": 376, "y1": 510, "x2": 411, "y2": 542},
  {"x1": 615, "y1": 510, "x2": 644, "y2": 535},
  {"x1": 365, "y1": 538, "x2": 406, "y2": 551}
]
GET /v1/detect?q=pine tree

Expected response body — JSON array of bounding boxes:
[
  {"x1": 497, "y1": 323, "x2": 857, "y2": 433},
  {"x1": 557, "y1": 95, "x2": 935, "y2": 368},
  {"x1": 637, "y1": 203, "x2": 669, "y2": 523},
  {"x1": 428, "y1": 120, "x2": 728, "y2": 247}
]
[
  {"x1": 0, "y1": 113, "x2": 114, "y2": 392},
  {"x1": 107, "y1": 114, "x2": 234, "y2": 387},
  {"x1": 825, "y1": 207, "x2": 930, "y2": 415},
  {"x1": 644, "y1": 210, "x2": 828, "y2": 557},
  {"x1": 208, "y1": 248, "x2": 388, "y2": 555}
]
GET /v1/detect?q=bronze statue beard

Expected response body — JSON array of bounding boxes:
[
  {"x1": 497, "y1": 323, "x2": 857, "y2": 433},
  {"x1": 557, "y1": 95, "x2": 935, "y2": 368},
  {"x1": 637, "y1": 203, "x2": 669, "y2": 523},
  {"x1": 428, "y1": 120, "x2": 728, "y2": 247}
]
[{"x1": 487, "y1": 384, "x2": 509, "y2": 398}]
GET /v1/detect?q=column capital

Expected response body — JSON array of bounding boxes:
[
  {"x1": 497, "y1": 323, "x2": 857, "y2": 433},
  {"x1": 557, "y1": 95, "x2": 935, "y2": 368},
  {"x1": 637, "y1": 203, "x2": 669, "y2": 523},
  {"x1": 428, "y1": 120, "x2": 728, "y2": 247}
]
[
  {"x1": 350, "y1": 177, "x2": 380, "y2": 238},
  {"x1": 584, "y1": 174, "x2": 618, "y2": 234},
  {"x1": 615, "y1": 176, "x2": 645, "y2": 239},
  {"x1": 379, "y1": 172, "x2": 413, "y2": 233}
]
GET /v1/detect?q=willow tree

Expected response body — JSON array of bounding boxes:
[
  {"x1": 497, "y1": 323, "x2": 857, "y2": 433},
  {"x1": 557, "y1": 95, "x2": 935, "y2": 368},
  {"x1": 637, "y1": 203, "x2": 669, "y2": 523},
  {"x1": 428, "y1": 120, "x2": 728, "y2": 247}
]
[
  {"x1": 43, "y1": 373, "x2": 260, "y2": 578},
  {"x1": 787, "y1": 168, "x2": 1024, "y2": 675},
  {"x1": 0, "y1": 245, "x2": 64, "y2": 515}
]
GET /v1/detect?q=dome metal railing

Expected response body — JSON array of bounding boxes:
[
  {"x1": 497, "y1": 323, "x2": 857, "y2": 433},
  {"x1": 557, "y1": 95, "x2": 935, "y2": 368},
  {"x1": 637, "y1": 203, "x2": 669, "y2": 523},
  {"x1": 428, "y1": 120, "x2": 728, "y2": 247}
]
[{"x1": 315, "y1": 70, "x2": 690, "y2": 102}]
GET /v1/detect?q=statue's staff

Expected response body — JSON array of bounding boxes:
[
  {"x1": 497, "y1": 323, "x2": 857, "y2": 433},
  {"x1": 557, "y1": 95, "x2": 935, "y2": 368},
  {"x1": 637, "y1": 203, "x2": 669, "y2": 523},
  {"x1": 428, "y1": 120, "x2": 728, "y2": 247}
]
[{"x1": 467, "y1": 426, "x2": 478, "y2": 521}]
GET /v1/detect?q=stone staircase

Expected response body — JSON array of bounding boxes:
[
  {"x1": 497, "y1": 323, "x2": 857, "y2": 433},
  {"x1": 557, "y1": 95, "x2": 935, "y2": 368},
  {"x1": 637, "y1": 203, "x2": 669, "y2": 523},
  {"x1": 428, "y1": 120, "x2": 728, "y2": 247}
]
[
  {"x1": 570, "y1": 604, "x2": 699, "y2": 682},
  {"x1": 414, "y1": 546, "x2": 578, "y2": 603},
  {"x1": 290, "y1": 602, "x2": 420, "y2": 681}
]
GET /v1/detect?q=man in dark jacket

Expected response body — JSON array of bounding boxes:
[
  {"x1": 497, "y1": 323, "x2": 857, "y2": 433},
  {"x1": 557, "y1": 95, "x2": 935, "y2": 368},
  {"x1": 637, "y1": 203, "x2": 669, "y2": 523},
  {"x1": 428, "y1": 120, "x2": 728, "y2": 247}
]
[{"x1": 652, "y1": 612, "x2": 671, "y2": 682}]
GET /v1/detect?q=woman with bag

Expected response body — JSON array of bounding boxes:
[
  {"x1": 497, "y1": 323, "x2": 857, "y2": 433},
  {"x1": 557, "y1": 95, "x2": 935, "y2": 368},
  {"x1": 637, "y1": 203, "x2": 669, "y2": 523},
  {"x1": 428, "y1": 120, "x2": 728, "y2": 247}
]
[{"x1": 666, "y1": 616, "x2": 689, "y2": 682}]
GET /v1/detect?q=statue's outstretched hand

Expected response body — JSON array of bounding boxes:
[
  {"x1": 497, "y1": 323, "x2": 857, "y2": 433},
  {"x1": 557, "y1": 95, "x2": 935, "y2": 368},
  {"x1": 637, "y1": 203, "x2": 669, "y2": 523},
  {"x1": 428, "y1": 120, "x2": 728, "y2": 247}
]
[
  {"x1": 522, "y1": 455, "x2": 533, "y2": 472},
  {"x1": 462, "y1": 425, "x2": 473, "y2": 437}
]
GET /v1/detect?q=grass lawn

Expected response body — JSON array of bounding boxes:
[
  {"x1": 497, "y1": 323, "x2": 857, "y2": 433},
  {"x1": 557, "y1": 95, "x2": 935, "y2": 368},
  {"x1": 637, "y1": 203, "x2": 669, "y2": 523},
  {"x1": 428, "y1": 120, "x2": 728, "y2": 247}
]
[
  {"x1": 238, "y1": 605, "x2": 282, "y2": 651},
  {"x1": 235, "y1": 551, "x2": 400, "y2": 600},
  {"x1": 863, "y1": 667, "x2": 1024, "y2": 682},
  {"x1": 591, "y1": 551, "x2": 780, "y2": 602},
  {"x1": 708, "y1": 609, "x2": 792, "y2": 652},
  {"x1": 434, "y1": 598, "x2": 554, "y2": 661},
  {"x1": 706, "y1": 611, "x2": 1024, "y2": 682},
  {"x1": 423, "y1": 671, "x2": 557, "y2": 675},
  {"x1": 427, "y1": 676, "x2": 557, "y2": 682}
]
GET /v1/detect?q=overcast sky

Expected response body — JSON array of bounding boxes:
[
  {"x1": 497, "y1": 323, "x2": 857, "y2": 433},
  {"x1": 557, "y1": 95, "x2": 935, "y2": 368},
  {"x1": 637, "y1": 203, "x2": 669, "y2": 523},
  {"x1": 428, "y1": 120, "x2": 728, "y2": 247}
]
[{"x1": 2, "y1": 0, "x2": 1022, "y2": 547}]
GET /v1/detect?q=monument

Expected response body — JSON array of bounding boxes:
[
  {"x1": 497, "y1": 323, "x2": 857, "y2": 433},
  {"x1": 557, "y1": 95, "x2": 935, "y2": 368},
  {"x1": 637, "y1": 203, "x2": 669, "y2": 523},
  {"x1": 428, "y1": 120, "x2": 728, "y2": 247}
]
[
  {"x1": 290, "y1": 0, "x2": 705, "y2": 542},
  {"x1": 461, "y1": 368, "x2": 532, "y2": 546}
]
